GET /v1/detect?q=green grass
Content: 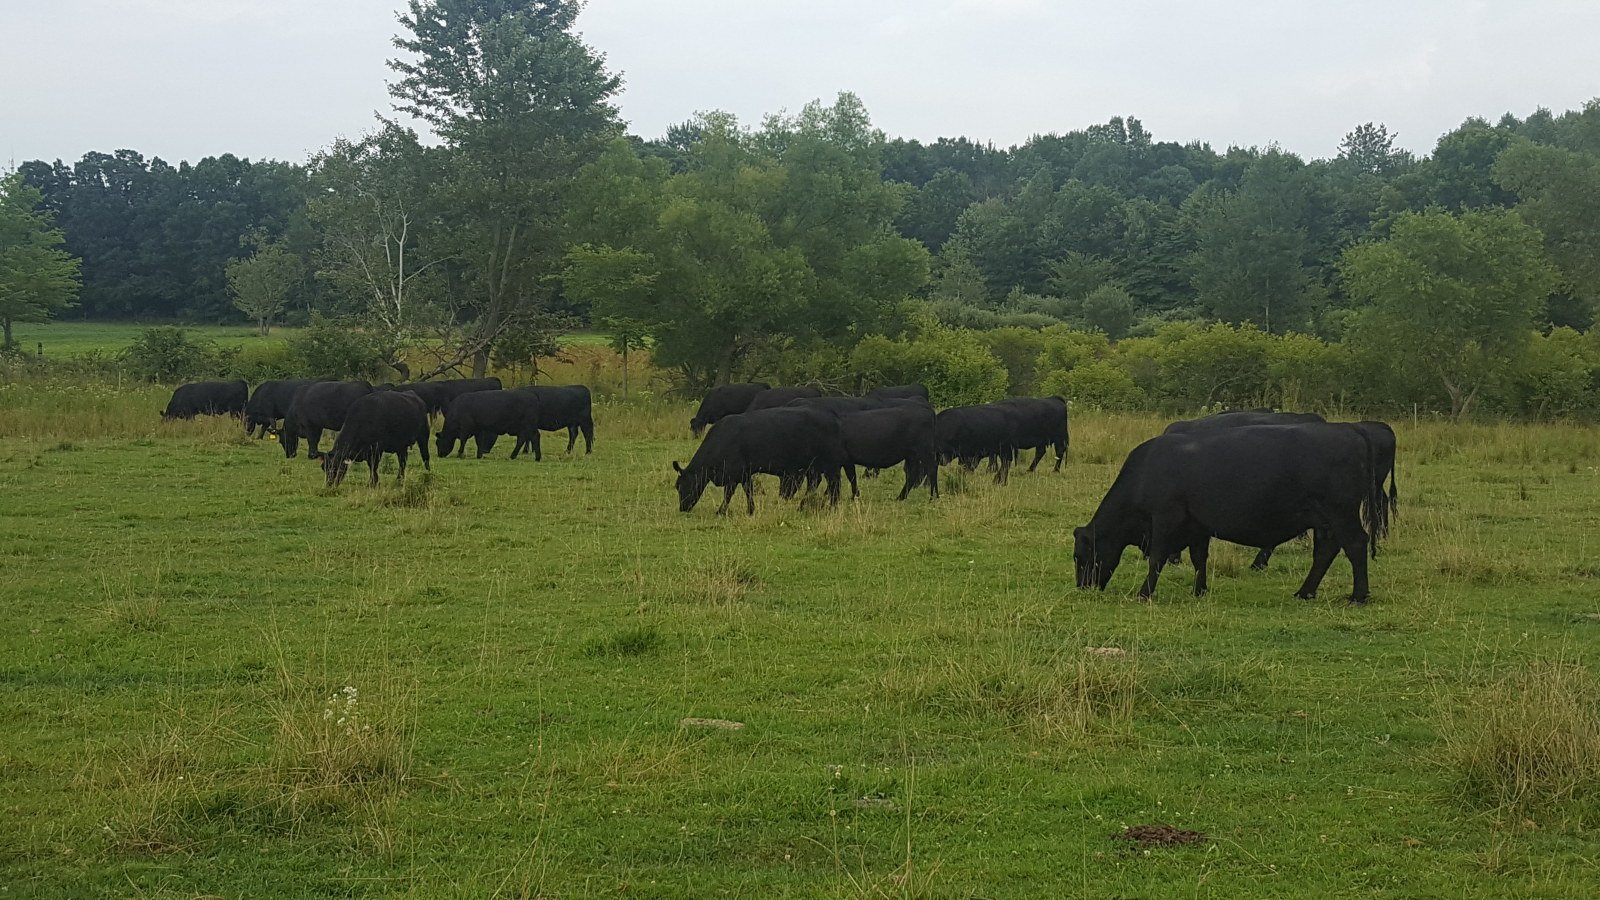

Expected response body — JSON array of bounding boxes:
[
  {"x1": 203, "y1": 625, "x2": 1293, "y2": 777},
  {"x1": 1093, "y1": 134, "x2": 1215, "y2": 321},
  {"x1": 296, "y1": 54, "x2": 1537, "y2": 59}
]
[
  {"x1": 11, "y1": 321, "x2": 612, "y2": 359},
  {"x1": 3, "y1": 385, "x2": 1600, "y2": 896}
]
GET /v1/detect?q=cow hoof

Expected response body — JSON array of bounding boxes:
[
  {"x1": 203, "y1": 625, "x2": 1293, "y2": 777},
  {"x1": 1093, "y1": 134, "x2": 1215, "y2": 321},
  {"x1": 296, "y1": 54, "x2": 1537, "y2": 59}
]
[
  {"x1": 1250, "y1": 562, "x2": 1269, "y2": 572},
  {"x1": 1194, "y1": 588, "x2": 1208, "y2": 598},
  {"x1": 1294, "y1": 591, "x2": 1316, "y2": 601},
  {"x1": 1348, "y1": 596, "x2": 1369, "y2": 606}
]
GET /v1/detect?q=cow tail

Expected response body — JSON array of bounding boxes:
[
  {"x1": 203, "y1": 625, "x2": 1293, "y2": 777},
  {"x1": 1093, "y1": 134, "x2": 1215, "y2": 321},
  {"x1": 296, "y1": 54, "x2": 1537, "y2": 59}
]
[
  {"x1": 1362, "y1": 437, "x2": 1387, "y2": 559},
  {"x1": 1386, "y1": 465, "x2": 1399, "y2": 521}
]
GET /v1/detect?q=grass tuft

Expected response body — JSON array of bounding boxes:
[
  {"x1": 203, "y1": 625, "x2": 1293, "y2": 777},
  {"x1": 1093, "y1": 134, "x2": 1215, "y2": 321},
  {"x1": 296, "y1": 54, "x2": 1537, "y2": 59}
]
[
  {"x1": 583, "y1": 625, "x2": 664, "y2": 658},
  {"x1": 682, "y1": 559, "x2": 763, "y2": 607},
  {"x1": 891, "y1": 649, "x2": 1139, "y2": 743},
  {"x1": 1440, "y1": 658, "x2": 1600, "y2": 812}
]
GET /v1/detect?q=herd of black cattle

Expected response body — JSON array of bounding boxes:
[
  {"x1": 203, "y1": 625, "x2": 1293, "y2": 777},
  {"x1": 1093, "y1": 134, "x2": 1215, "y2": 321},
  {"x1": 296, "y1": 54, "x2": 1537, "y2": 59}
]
[{"x1": 160, "y1": 377, "x2": 1397, "y2": 604}]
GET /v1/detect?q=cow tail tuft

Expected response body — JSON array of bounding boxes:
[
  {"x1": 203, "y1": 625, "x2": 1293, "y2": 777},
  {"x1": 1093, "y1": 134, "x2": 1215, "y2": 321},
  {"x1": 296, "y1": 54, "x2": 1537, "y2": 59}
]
[{"x1": 1362, "y1": 436, "x2": 1387, "y2": 559}]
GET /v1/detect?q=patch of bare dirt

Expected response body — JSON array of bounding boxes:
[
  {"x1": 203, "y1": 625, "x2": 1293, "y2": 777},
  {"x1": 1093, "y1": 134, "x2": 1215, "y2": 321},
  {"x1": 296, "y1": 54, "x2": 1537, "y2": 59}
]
[{"x1": 1114, "y1": 824, "x2": 1208, "y2": 848}]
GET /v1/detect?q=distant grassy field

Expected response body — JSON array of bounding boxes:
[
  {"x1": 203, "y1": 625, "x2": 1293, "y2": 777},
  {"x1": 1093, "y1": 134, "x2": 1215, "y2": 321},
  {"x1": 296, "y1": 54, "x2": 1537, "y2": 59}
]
[
  {"x1": 3, "y1": 383, "x2": 1600, "y2": 896},
  {"x1": 11, "y1": 321, "x2": 611, "y2": 359}
]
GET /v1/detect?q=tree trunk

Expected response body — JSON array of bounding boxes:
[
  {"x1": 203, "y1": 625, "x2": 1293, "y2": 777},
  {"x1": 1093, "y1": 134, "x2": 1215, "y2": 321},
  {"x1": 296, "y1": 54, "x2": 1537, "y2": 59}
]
[
  {"x1": 2, "y1": 318, "x2": 12, "y2": 352},
  {"x1": 715, "y1": 339, "x2": 737, "y2": 386}
]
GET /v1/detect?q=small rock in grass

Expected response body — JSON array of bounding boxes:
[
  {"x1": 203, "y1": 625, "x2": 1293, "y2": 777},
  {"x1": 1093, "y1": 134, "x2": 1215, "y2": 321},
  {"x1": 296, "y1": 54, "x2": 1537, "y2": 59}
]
[
  {"x1": 1086, "y1": 646, "x2": 1126, "y2": 657},
  {"x1": 679, "y1": 717, "x2": 745, "y2": 731}
]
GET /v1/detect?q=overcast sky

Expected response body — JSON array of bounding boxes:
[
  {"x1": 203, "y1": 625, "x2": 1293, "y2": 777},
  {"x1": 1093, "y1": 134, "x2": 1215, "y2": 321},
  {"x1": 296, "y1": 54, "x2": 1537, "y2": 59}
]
[{"x1": 6, "y1": 0, "x2": 1598, "y2": 168}]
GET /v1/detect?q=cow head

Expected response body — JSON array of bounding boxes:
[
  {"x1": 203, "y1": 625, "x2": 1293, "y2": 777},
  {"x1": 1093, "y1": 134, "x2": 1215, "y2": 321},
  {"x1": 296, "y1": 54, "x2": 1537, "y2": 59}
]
[
  {"x1": 321, "y1": 453, "x2": 352, "y2": 487},
  {"x1": 435, "y1": 430, "x2": 455, "y2": 459},
  {"x1": 689, "y1": 418, "x2": 706, "y2": 438},
  {"x1": 1073, "y1": 526, "x2": 1122, "y2": 590},
  {"x1": 673, "y1": 461, "x2": 708, "y2": 512}
]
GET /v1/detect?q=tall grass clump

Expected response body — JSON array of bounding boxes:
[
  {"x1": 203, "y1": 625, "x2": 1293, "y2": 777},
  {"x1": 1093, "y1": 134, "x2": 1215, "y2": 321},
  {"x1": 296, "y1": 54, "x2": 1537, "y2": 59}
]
[
  {"x1": 1440, "y1": 658, "x2": 1600, "y2": 812},
  {"x1": 264, "y1": 680, "x2": 414, "y2": 826}
]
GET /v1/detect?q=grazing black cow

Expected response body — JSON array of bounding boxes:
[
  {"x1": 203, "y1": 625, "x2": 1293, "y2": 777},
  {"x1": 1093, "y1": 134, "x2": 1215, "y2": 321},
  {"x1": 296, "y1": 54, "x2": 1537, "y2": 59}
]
[
  {"x1": 835, "y1": 402, "x2": 939, "y2": 501},
  {"x1": 161, "y1": 380, "x2": 248, "y2": 420},
  {"x1": 788, "y1": 395, "x2": 893, "y2": 414},
  {"x1": 320, "y1": 391, "x2": 431, "y2": 487},
  {"x1": 1248, "y1": 420, "x2": 1398, "y2": 570},
  {"x1": 1073, "y1": 423, "x2": 1386, "y2": 603},
  {"x1": 244, "y1": 379, "x2": 318, "y2": 437},
  {"x1": 934, "y1": 405, "x2": 1017, "y2": 484},
  {"x1": 516, "y1": 385, "x2": 595, "y2": 454},
  {"x1": 690, "y1": 383, "x2": 771, "y2": 436},
  {"x1": 745, "y1": 386, "x2": 823, "y2": 412},
  {"x1": 866, "y1": 383, "x2": 930, "y2": 402},
  {"x1": 385, "y1": 377, "x2": 502, "y2": 416},
  {"x1": 673, "y1": 407, "x2": 847, "y2": 515},
  {"x1": 281, "y1": 380, "x2": 374, "y2": 459},
  {"x1": 436, "y1": 390, "x2": 543, "y2": 459},
  {"x1": 994, "y1": 396, "x2": 1069, "y2": 473}
]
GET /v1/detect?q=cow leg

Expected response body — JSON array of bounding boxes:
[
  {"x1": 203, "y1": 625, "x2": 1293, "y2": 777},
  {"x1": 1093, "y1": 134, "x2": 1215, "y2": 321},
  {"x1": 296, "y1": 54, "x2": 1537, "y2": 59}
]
[
  {"x1": 824, "y1": 468, "x2": 841, "y2": 506},
  {"x1": 367, "y1": 452, "x2": 380, "y2": 487},
  {"x1": 1189, "y1": 537, "x2": 1211, "y2": 597},
  {"x1": 1028, "y1": 446, "x2": 1045, "y2": 472},
  {"x1": 995, "y1": 450, "x2": 1011, "y2": 485},
  {"x1": 1331, "y1": 513, "x2": 1371, "y2": 604},
  {"x1": 396, "y1": 448, "x2": 408, "y2": 482},
  {"x1": 510, "y1": 436, "x2": 522, "y2": 460},
  {"x1": 1053, "y1": 440, "x2": 1066, "y2": 472},
  {"x1": 715, "y1": 482, "x2": 736, "y2": 516},
  {"x1": 1293, "y1": 529, "x2": 1342, "y2": 600},
  {"x1": 743, "y1": 477, "x2": 757, "y2": 515},
  {"x1": 418, "y1": 435, "x2": 430, "y2": 471},
  {"x1": 1140, "y1": 515, "x2": 1185, "y2": 598},
  {"x1": 1251, "y1": 547, "x2": 1275, "y2": 571},
  {"x1": 566, "y1": 425, "x2": 578, "y2": 454},
  {"x1": 927, "y1": 459, "x2": 939, "y2": 499},
  {"x1": 582, "y1": 420, "x2": 594, "y2": 454},
  {"x1": 307, "y1": 428, "x2": 323, "y2": 458},
  {"x1": 846, "y1": 464, "x2": 860, "y2": 499},
  {"x1": 896, "y1": 462, "x2": 914, "y2": 501},
  {"x1": 531, "y1": 430, "x2": 542, "y2": 462}
]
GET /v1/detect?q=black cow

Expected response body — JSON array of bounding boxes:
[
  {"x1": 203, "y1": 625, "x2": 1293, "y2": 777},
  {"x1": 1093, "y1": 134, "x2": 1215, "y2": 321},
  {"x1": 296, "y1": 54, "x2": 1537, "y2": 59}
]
[
  {"x1": 1073, "y1": 423, "x2": 1386, "y2": 603},
  {"x1": 516, "y1": 385, "x2": 595, "y2": 454},
  {"x1": 673, "y1": 407, "x2": 847, "y2": 515},
  {"x1": 866, "y1": 383, "x2": 929, "y2": 402},
  {"x1": 788, "y1": 395, "x2": 894, "y2": 414},
  {"x1": 161, "y1": 380, "x2": 247, "y2": 420},
  {"x1": 244, "y1": 379, "x2": 318, "y2": 437},
  {"x1": 1248, "y1": 421, "x2": 1398, "y2": 570},
  {"x1": 934, "y1": 405, "x2": 1017, "y2": 484},
  {"x1": 281, "y1": 380, "x2": 373, "y2": 459},
  {"x1": 436, "y1": 390, "x2": 543, "y2": 459},
  {"x1": 836, "y1": 402, "x2": 939, "y2": 501},
  {"x1": 994, "y1": 396, "x2": 1069, "y2": 473},
  {"x1": 690, "y1": 383, "x2": 771, "y2": 437},
  {"x1": 385, "y1": 377, "x2": 502, "y2": 416},
  {"x1": 321, "y1": 391, "x2": 431, "y2": 487},
  {"x1": 746, "y1": 386, "x2": 823, "y2": 412}
]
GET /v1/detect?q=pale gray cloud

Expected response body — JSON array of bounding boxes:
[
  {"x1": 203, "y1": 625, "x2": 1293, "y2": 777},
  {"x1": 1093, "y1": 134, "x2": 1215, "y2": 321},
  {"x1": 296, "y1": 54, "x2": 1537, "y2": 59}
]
[{"x1": 4, "y1": 0, "x2": 1597, "y2": 167}]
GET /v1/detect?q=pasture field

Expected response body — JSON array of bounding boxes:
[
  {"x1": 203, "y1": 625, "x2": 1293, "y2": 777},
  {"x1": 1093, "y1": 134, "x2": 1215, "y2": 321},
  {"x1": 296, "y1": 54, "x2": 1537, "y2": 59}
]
[
  {"x1": 3, "y1": 383, "x2": 1600, "y2": 897},
  {"x1": 7, "y1": 321, "x2": 613, "y2": 360}
]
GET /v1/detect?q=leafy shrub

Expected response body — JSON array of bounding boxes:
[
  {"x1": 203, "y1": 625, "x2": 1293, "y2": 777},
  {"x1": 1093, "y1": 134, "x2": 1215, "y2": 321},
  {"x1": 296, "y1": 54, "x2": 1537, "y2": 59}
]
[
  {"x1": 1042, "y1": 361, "x2": 1147, "y2": 410},
  {"x1": 1076, "y1": 284, "x2": 1137, "y2": 340},
  {"x1": 119, "y1": 327, "x2": 222, "y2": 383},
  {"x1": 287, "y1": 315, "x2": 389, "y2": 380},
  {"x1": 1510, "y1": 328, "x2": 1599, "y2": 420},
  {"x1": 981, "y1": 327, "x2": 1049, "y2": 394},
  {"x1": 1265, "y1": 332, "x2": 1352, "y2": 411},
  {"x1": 226, "y1": 344, "x2": 304, "y2": 383},
  {"x1": 851, "y1": 321, "x2": 1008, "y2": 407}
]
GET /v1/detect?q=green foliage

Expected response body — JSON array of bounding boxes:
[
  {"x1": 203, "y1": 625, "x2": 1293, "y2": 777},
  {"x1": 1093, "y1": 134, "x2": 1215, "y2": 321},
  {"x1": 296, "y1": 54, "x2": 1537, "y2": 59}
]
[
  {"x1": 1040, "y1": 361, "x2": 1146, "y2": 410},
  {"x1": 1076, "y1": 283, "x2": 1137, "y2": 339},
  {"x1": 0, "y1": 173, "x2": 81, "y2": 348},
  {"x1": 119, "y1": 327, "x2": 222, "y2": 383},
  {"x1": 1511, "y1": 328, "x2": 1600, "y2": 419},
  {"x1": 226, "y1": 242, "x2": 302, "y2": 336},
  {"x1": 225, "y1": 344, "x2": 303, "y2": 383},
  {"x1": 1493, "y1": 141, "x2": 1600, "y2": 323},
  {"x1": 286, "y1": 315, "x2": 389, "y2": 380},
  {"x1": 850, "y1": 321, "x2": 1007, "y2": 406},
  {"x1": 1342, "y1": 208, "x2": 1561, "y2": 419}
]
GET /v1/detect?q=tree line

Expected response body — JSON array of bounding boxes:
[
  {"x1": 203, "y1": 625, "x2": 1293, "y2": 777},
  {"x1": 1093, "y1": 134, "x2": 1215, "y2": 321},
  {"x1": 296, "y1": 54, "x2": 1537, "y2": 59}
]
[{"x1": 3, "y1": 0, "x2": 1599, "y2": 417}]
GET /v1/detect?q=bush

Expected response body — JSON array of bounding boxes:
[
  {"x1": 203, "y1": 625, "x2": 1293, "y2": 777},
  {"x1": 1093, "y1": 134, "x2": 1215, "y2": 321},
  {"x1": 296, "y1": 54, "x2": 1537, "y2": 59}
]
[
  {"x1": 981, "y1": 327, "x2": 1049, "y2": 395},
  {"x1": 1042, "y1": 361, "x2": 1147, "y2": 410},
  {"x1": 1510, "y1": 328, "x2": 1599, "y2": 420},
  {"x1": 851, "y1": 321, "x2": 1008, "y2": 407},
  {"x1": 1265, "y1": 332, "x2": 1352, "y2": 411},
  {"x1": 226, "y1": 344, "x2": 304, "y2": 383},
  {"x1": 119, "y1": 327, "x2": 222, "y2": 383},
  {"x1": 287, "y1": 315, "x2": 389, "y2": 381}
]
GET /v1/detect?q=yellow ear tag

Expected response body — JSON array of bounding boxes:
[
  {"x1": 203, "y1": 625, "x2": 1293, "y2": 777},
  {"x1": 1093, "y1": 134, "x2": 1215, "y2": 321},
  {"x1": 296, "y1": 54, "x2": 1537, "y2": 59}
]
[{"x1": 269, "y1": 433, "x2": 279, "y2": 442}]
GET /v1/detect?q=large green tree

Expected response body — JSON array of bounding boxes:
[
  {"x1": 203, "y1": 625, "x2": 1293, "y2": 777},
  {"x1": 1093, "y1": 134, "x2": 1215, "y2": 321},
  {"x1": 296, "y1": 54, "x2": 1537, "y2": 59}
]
[
  {"x1": 1493, "y1": 140, "x2": 1600, "y2": 327},
  {"x1": 565, "y1": 96, "x2": 929, "y2": 385},
  {"x1": 0, "y1": 174, "x2": 81, "y2": 350},
  {"x1": 1342, "y1": 208, "x2": 1559, "y2": 419},
  {"x1": 389, "y1": 0, "x2": 622, "y2": 377},
  {"x1": 226, "y1": 241, "x2": 303, "y2": 336}
]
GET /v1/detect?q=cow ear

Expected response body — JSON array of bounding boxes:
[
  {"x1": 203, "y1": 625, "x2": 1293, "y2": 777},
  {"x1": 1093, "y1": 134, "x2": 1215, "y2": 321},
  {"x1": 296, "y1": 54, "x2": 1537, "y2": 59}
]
[
  {"x1": 1073, "y1": 526, "x2": 1086, "y2": 540},
  {"x1": 671, "y1": 461, "x2": 683, "y2": 474}
]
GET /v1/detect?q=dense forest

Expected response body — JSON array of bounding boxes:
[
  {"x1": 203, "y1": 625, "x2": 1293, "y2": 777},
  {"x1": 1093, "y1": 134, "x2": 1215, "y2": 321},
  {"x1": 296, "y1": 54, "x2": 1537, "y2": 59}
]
[{"x1": 4, "y1": 0, "x2": 1600, "y2": 417}]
